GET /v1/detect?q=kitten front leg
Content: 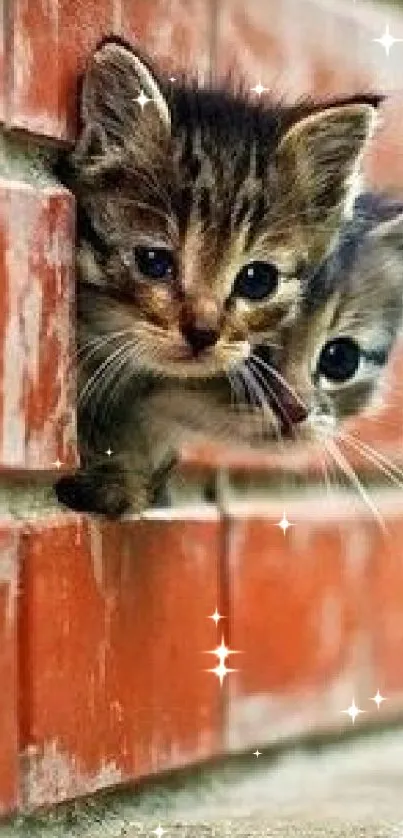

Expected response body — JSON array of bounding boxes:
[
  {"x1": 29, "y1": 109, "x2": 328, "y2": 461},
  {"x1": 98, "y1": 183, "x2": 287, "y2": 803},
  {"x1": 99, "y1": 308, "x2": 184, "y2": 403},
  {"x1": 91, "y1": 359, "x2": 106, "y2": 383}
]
[
  {"x1": 54, "y1": 460, "x2": 138, "y2": 518},
  {"x1": 54, "y1": 452, "x2": 178, "y2": 519}
]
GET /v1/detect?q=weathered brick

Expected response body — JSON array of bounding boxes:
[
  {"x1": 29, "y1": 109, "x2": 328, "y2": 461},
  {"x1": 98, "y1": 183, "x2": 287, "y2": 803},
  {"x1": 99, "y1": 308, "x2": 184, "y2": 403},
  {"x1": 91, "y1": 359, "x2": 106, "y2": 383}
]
[
  {"x1": 8, "y1": 0, "x2": 115, "y2": 139},
  {"x1": 225, "y1": 497, "x2": 382, "y2": 751},
  {"x1": 0, "y1": 0, "x2": 5, "y2": 123},
  {"x1": 0, "y1": 523, "x2": 19, "y2": 814},
  {"x1": 7, "y1": 0, "x2": 214, "y2": 141},
  {"x1": 0, "y1": 180, "x2": 77, "y2": 470},
  {"x1": 370, "y1": 512, "x2": 403, "y2": 700},
  {"x1": 121, "y1": 0, "x2": 213, "y2": 79},
  {"x1": 214, "y1": 0, "x2": 403, "y2": 190},
  {"x1": 19, "y1": 512, "x2": 222, "y2": 808}
]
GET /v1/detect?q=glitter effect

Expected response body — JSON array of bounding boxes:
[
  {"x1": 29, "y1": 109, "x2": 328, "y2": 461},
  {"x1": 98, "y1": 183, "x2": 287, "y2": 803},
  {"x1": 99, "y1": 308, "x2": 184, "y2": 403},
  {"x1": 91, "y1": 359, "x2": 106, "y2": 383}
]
[
  {"x1": 371, "y1": 690, "x2": 386, "y2": 709},
  {"x1": 206, "y1": 637, "x2": 240, "y2": 686},
  {"x1": 341, "y1": 698, "x2": 365, "y2": 724},
  {"x1": 152, "y1": 827, "x2": 166, "y2": 838},
  {"x1": 373, "y1": 23, "x2": 403, "y2": 56},
  {"x1": 136, "y1": 90, "x2": 151, "y2": 109},
  {"x1": 53, "y1": 459, "x2": 62, "y2": 469},
  {"x1": 209, "y1": 609, "x2": 224, "y2": 626},
  {"x1": 251, "y1": 82, "x2": 267, "y2": 96},
  {"x1": 277, "y1": 513, "x2": 292, "y2": 534},
  {"x1": 254, "y1": 749, "x2": 262, "y2": 758}
]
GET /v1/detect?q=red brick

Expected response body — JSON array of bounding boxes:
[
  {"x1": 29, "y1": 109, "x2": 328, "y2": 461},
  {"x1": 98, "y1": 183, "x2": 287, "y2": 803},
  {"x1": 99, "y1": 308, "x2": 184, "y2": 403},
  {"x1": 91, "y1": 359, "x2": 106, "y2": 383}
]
[
  {"x1": 0, "y1": 180, "x2": 77, "y2": 470},
  {"x1": 0, "y1": 524, "x2": 19, "y2": 814},
  {"x1": 225, "y1": 497, "x2": 381, "y2": 750},
  {"x1": 369, "y1": 513, "x2": 403, "y2": 701},
  {"x1": 8, "y1": 0, "x2": 115, "y2": 139},
  {"x1": 0, "y1": 0, "x2": 5, "y2": 123},
  {"x1": 19, "y1": 513, "x2": 222, "y2": 808},
  {"x1": 7, "y1": 0, "x2": 214, "y2": 141},
  {"x1": 121, "y1": 0, "x2": 213, "y2": 79},
  {"x1": 214, "y1": 0, "x2": 371, "y2": 98},
  {"x1": 214, "y1": 0, "x2": 403, "y2": 191}
]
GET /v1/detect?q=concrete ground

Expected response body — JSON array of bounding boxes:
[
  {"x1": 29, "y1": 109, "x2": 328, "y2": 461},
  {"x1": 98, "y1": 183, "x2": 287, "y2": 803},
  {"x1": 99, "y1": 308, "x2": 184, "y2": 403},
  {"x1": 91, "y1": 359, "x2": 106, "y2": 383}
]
[{"x1": 5, "y1": 727, "x2": 403, "y2": 837}]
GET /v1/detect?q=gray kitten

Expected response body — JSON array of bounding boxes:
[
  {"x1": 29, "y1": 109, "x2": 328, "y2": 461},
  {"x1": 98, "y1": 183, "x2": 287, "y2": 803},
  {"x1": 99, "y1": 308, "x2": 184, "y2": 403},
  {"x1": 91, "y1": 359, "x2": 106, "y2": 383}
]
[{"x1": 55, "y1": 37, "x2": 388, "y2": 517}]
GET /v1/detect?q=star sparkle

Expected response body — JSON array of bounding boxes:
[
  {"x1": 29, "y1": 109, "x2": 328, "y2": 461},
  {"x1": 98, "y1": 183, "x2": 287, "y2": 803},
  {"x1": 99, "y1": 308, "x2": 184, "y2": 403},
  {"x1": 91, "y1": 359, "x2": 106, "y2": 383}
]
[
  {"x1": 53, "y1": 459, "x2": 62, "y2": 469},
  {"x1": 277, "y1": 512, "x2": 292, "y2": 534},
  {"x1": 253, "y1": 749, "x2": 262, "y2": 758},
  {"x1": 136, "y1": 89, "x2": 151, "y2": 109},
  {"x1": 152, "y1": 827, "x2": 166, "y2": 838},
  {"x1": 370, "y1": 690, "x2": 386, "y2": 709},
  {"x1": 209, "y1": 608, "x2": 224, "y2": 626},
  {"x1": 208, "y1": 638, "x2": 239, "y2": 664},
  {"x1": 341, "y1": 698, "x2": 365, "y2": 724},
  {"x1": 208, "y1": 660, "x2": 237, "y2": 686},
  {"x1": 206, "y1": 636, "x2": 240, "y2": 686},
  {"x1": 373, "y1": 23, "x2": 403, "y2": 56},
  {"x1": 251, "y1": 82, "x2": 267, "y2": 96},
  {"x1": 105, "y1": 448, "x2": 113, "y2": 457}
]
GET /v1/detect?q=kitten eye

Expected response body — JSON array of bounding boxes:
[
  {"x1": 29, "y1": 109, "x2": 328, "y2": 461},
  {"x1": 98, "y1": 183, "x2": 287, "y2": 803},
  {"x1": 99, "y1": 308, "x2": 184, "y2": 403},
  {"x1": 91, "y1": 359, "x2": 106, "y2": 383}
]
[
  {"x1": 233, "y1": 261, "x2": 279, "y2": 301},
  {"x1": 134, "y1": 247, "x2": 175, "y2": 281},
  {"x1": 318, "y1": 337, "x2": 361, "y2": 383}
]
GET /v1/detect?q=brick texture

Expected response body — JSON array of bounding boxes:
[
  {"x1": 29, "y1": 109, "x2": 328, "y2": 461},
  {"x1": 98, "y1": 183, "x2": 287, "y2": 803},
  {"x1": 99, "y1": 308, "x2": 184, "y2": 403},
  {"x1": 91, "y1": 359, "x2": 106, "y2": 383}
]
[
  {"x1": 6, "y1": 0, "x2": 214, "y2": 141},
  {"x1": 18, "y1": 514, "x2": 222, "y2": 808},
  {"x1": 0, "y1": 525, "x2": 19, "y2": 814},
  {"x1": 370, "y1": 518, "x2": 403, "y2": 699},
  {"x1": 225, "y1": 496, "x2": 402, "y2": 752},
  {"x1": 0, "y1": 180, "x2": 77, "y2": 471},
  {"x1": 1, "y1": 0, "x2": 403, "y2": 818},
  {"x1": 0, "y1": 0, "x2": 5, "y2": 124}
]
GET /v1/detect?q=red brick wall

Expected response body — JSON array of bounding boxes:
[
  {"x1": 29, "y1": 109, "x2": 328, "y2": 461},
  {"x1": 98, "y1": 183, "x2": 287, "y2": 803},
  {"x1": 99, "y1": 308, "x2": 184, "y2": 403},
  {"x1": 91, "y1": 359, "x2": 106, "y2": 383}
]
[{"x1": 1, "y1": 0, "x2": 403, "y2": 815}]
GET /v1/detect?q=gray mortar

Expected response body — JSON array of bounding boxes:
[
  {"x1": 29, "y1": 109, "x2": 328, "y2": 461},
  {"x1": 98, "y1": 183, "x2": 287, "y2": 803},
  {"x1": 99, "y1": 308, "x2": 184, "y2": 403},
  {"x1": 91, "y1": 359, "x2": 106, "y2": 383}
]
[
  {"x1": 3, "y1": 727, "x2": 403, "y2": 838},
  {"x1": 0, "y1": 132, "x2": 61, "y2": 187}
]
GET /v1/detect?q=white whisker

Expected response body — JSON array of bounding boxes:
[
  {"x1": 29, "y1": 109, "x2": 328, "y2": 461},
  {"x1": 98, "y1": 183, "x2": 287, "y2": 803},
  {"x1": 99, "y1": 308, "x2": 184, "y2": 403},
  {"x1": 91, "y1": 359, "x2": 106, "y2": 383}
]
[{"x1": 323, "y1": 437, "x2": 387, "y2": 533}]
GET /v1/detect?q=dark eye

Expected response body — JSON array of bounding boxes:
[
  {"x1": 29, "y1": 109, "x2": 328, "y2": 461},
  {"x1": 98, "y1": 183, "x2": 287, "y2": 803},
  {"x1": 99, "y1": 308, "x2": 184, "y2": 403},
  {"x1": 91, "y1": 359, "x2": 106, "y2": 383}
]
[
  {"x1": 134, "y1": 247, "x2": 175, "y2": 280},
  {"x1": 233, "y1": 261, "x2": 279, "y2": 301},
  {"x1": 318, "y1": 337, "x2": 361, "y2": 383}
]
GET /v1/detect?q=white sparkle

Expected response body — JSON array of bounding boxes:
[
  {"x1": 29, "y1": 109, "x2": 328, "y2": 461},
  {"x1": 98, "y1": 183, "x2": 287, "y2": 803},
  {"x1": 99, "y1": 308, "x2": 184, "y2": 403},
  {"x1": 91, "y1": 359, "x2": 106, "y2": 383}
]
[
  {"x1": 105, "y1": 448, "x2": 113, "y2": 457},
  {"x1": 370, "y1": 689, "x2": 386, "y2": 709},
  {"x1": 152, "y1": 827, "x2": 166, "y2": 838},
  {"x1": 207, "y1": 637, "x2": 239, "y2": 664},
  {"x1": 170, "y1": 76, "x2": 176, "y2": 82},
  {"x1": 251, "y1": 82, "x2": 266, "y2": 96},
  {"x1": 53, "y1": 459, "x2": 62, "y2": 469},
  {"x1": 253, "y1": 749, "x2": 262, "y2": 758},
  {"x1": 207, "y1": 660, "x2": 237, "y2": 686},
  {"x1": 373, "y1": 23, "x2": 403, "y2": 56},
  {"x1": 205, "y1": 636, "x2": 240, "y2": 686},
  {"x1": 341, "y1": 698, "x2": 365, "y2": 724},
  {"x1": 277, "y1": 512, "x2": 292, "y2": 534},
  {"x1": 136, "y1": 89, "x2": 151, "y2": 109},
  {"x1": 209, "y1": 608, "x2": 224, "y2": 626}
]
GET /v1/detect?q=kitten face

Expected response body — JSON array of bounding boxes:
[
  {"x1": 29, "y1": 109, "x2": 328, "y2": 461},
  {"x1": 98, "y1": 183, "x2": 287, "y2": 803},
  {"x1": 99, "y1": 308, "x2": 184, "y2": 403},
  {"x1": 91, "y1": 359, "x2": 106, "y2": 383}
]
[
  {"x1": 261, "y1": 198, "x2": 403, "y2": 440},
  {"x1": 74, "y1": 37, "x2": 380, "y2": 383}
]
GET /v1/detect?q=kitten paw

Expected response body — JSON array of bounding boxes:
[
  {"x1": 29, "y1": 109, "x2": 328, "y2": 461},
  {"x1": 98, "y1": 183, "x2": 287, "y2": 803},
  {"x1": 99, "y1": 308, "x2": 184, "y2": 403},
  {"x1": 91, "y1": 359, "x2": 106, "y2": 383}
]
[{"x1": 54, "y1": 471, "x2": 131, "y2": 519}]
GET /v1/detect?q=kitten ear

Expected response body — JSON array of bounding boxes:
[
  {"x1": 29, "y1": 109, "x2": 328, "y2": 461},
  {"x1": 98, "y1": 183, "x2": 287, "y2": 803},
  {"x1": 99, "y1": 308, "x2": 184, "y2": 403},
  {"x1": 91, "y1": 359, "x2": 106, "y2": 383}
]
[
  {"x1": 277, "y1": 100, "x2": 381, "y2": 254},
  {"x1": 75, "y1": 36, "x2": 170, "y2": 163}
]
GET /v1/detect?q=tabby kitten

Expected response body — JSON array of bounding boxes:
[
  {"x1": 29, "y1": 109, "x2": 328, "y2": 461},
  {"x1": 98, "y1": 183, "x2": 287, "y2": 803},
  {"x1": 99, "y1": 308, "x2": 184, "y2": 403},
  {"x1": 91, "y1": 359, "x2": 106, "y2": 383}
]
[
  {"x1": 55, "y1": 36, "x2": 384, "y2": 517},
  {"x1": 275, "y1": 192, "x2": 403, "y2": 444}
]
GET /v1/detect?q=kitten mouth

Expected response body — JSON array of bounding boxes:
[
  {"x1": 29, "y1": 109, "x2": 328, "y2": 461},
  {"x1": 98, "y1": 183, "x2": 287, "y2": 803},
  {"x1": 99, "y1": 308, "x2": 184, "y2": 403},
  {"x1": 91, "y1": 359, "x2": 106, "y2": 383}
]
[{"x1": 145, "y1": 339, "x2": 250, "y2": 378}]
